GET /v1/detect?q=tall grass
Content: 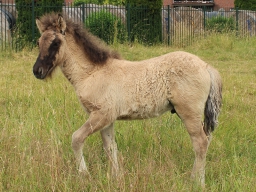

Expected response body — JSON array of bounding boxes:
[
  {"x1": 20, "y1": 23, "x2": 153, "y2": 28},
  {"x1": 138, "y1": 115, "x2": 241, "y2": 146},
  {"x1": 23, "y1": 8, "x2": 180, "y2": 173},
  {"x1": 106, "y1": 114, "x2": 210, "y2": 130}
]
[{"x1": 0, "y1": 34, "x2": 256, "y2": 191}]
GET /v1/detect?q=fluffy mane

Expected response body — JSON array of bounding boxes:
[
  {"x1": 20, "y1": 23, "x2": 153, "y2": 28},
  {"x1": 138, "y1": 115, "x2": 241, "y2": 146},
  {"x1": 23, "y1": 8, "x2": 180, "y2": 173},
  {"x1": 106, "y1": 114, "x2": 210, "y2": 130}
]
[{"x1": 38, "y1": 12, "x2": 121, "y2": 64}]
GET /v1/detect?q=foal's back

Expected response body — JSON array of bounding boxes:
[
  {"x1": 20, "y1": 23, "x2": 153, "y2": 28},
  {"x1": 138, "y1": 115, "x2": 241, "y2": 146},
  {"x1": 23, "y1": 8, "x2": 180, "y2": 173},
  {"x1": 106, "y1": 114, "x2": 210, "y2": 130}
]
[{"x1": 97, "y1": 51, "x2": 210, "y2": 120}]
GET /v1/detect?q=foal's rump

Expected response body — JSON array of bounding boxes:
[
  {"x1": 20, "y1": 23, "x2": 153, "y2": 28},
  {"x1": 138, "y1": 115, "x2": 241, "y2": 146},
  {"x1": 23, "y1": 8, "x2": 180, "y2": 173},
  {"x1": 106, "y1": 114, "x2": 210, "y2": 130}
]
[
  {"x1": 161, "y1": 51, "x2": 222, "y2": 135},
  {"x1": 163, "y1": 51, "x2": 211, "y2": 104}
]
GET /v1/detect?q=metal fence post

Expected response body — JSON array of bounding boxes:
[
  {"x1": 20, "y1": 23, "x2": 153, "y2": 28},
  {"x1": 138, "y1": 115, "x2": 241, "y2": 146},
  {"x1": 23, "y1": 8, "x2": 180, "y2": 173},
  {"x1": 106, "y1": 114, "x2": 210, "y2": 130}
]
[
  {"x1": 203, "y1": 6, "x2": 206, "y2": 31},
  {"x1": 82, "y1": 3, "x2": 85, "y2": 25},
  {"x1": 32, "y1": 0, "x2": 35, "y2": 49},
  {"x1": 127, "y1": 3, "x2": 131, "y2": 43},
  {"x1": 236, "y1": 7, "x2": 239, "y2": 36},
  {"x1": 167, "y1": 5, "x2": 170, "y2": 46}
]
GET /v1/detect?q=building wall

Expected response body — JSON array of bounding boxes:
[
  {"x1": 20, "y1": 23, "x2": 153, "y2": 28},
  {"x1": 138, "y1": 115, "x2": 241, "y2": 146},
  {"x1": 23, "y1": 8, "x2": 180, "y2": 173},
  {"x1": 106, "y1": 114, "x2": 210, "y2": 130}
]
[
  {"x1": 1, "y1": 0, "x2": 234, "y2": 9},
  {"x1": 0, "y1": 0, "x2": 15, "y2": 3},
  {"x1": 0, "y1": 0, "x2": 73, "y2": 4},
  {"x1": 163, "y1": 0, "x2": 172, "y2": 6},
  {"x1": 65, "y1": 0, "x2": 73, "y2": 3},
  {"x1": 214, "y1": 0, "x2": 234, "y2": 10},
  {"x1": 163, "y1": 0, "x2": 235, "y2": 10}
]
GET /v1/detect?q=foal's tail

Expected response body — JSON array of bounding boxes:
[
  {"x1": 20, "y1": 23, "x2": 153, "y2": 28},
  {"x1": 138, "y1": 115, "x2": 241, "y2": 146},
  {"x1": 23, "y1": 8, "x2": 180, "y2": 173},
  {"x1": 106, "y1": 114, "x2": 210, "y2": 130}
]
[{"x1": 204, "y1": 66, "x2": 222, "y2": 136}]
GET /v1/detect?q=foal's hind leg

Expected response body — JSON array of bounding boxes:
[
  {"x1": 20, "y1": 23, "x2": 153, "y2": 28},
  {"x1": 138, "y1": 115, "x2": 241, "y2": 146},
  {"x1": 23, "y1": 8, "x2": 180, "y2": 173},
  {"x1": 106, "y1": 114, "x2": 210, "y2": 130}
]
[
  {"x1": 186, "y1": 118, "x2": 210, "y2": 186},
  {"x1": 100, "y1": 123, "x2": 119, "y2": 178},
  {"x1": 72, "y1": 111, "x2": 112, "y2": 173},
  {"x1": 175, "y1": 107, "x2": 210, "y2": 187}
]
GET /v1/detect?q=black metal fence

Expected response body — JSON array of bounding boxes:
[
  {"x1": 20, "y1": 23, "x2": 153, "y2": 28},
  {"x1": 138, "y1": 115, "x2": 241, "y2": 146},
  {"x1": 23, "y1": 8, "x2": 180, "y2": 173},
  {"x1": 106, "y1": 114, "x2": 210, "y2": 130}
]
[{"x1": 0, "y1": 2, "x2": 255, "y2": 51}]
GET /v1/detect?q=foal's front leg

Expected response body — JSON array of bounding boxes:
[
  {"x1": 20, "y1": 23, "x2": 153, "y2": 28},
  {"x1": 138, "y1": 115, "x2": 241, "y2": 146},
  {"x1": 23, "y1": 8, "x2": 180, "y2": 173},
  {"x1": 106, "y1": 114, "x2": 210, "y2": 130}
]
[
  {"x1": 71, "y1": 112, "x2": 112, "y2": 173},
  {"x1": 100, "y1": 123, "x2": 119, "y2": 178}
]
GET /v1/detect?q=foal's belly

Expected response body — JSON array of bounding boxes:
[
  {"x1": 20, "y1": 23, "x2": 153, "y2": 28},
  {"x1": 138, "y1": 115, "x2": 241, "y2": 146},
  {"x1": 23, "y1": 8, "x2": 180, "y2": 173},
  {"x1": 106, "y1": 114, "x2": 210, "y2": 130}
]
[{"x1": 116, "y1": 101, "x2": 172, "y2": 120}]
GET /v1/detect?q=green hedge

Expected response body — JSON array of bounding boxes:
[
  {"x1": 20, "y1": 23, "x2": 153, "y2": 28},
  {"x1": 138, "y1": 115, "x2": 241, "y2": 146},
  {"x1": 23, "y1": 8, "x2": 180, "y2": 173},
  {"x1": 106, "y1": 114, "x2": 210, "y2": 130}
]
[
  {"x1": 85, "y1": 10, "x2": 126, "y2": 44},
  {"x1": 235, "y1": 0, "x2": 256, "y2": 11},
  {"x1": 206, "y1": 16, "x2": 235, "y2": 33},
  {"x1": 15, "y1": 0, "x2": 63, "y2": 48},
  {"x1": 74, "y1": 0, "x2": 104, "y2": 6},
  {"x1": 126, "y1": 0, "x2": 162, "y2": 45},
  {"x1": 73, "y1": 0, "x2": 124, "y2": 6}
]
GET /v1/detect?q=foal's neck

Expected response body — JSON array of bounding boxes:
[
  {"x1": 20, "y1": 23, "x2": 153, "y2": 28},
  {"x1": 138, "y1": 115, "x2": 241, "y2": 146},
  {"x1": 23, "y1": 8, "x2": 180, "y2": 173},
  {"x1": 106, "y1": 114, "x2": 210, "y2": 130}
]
[{"x1": 60, "y1": 33, "x2": 96, "y2": 86}]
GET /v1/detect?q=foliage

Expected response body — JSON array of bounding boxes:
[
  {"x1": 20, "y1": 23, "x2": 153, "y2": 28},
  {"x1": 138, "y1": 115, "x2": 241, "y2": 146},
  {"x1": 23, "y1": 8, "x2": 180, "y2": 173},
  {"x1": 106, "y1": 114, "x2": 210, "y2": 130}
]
[
  {"x1": 15, "y1": 0, "x2": 63, "y2": 48},
  {"x1": 74, "y1": 0, "x2": 104, "y2": 5},
  {"x1": 126, "y1": 0, "x2": 162, "y2": 10},
  {"x1": 206, "y1": 16, "x2": 235, "y2": 33},
  {"x1": 73, "y1": 0, "x2": 124, "y2": 6},
  {"x1": 235, "y1": 0, "x2": 256, "y2": 11},
  {"x1": 126, "y1": 0, "x2": 162, "y2": 45},
  {"x1": 85, "y1": 10, "x2": 126, "y2": 44}
]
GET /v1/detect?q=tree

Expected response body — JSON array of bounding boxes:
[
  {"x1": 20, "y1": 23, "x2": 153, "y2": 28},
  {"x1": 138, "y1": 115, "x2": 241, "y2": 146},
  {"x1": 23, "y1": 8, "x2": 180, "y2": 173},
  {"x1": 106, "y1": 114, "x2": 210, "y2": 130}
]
[
  {"x1": 74, "y1": 0, "x2": 163, "y2": 45},
  {"x1": 126, "y1": 0, "x2": 163, "y2": 45},
  {"x1": 85, "y1": 10, "x2": 126, "y2": 44},
  {"x1": 15, "y1": 0, "x2": 63, "y2": 48},
  {"x1": 235, "y1": 0, "x2": 256, "y2": 11}
]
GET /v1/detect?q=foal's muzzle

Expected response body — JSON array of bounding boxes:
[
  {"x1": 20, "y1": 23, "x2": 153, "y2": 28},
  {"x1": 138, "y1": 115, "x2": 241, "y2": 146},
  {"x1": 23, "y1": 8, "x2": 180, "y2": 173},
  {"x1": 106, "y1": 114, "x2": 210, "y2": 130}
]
[
  {"x1": 33, "y1": 66, "x2": 47, "y2": 79},
  {"x1": 33, "y1": 60, "x2": 54, "y2": 79}
]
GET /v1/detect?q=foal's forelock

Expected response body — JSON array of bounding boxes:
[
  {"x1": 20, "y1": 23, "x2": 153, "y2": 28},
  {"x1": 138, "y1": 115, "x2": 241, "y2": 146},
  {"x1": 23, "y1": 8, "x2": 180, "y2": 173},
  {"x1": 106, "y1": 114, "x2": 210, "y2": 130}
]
[{"x1": 39, "y1": 32, "x2": 57, "y2": 57}]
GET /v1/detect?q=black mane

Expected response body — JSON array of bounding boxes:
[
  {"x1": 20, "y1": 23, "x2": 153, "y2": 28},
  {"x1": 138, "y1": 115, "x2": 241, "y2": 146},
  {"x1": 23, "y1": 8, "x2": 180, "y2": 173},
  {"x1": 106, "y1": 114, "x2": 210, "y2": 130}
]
[{"x1": 39, "y1": 13, "x2": 121, "y2": 64}]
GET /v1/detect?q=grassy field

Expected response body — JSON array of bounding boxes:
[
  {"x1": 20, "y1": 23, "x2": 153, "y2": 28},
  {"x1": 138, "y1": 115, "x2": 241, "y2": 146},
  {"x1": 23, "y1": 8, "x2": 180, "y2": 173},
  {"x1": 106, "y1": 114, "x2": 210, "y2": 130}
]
[{"x1": 0, "y1": 34, "x2": 256, "y2": 191}]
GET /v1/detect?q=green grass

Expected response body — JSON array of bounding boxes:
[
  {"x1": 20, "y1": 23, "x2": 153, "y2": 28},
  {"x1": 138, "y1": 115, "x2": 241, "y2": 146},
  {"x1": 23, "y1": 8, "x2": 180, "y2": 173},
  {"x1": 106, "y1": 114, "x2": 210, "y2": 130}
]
[{"x1": 1, "y1": 34, "x2": 256, "y2": 191}]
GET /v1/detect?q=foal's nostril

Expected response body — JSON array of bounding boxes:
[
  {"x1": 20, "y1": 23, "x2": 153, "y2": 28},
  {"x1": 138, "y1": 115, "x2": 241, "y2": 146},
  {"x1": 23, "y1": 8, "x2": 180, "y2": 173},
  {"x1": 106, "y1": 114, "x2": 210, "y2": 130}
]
[
  {"x1": 38, "y1": 67, "x2": 43, "y2": 75},
  {"x1": 33, "y1": 65, "x2": 44, "y2": 79}
]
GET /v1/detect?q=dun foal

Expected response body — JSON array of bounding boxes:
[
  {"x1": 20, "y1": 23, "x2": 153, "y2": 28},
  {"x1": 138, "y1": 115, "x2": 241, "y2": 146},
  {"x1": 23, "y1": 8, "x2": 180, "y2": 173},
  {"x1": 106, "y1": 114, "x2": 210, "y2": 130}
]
[{"x1": 33, "y1": 13, "x2": 222, "y2": 186}]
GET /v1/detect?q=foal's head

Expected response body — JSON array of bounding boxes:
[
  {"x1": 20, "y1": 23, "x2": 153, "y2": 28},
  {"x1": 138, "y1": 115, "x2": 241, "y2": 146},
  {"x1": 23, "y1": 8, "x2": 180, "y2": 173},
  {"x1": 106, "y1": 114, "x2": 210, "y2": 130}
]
[
  {"x1": 33, "y1": 13, "x2": 121, "y2": 79},
  {"x1": 33, "y1": 14, "x2": 67, "y2": 79}
]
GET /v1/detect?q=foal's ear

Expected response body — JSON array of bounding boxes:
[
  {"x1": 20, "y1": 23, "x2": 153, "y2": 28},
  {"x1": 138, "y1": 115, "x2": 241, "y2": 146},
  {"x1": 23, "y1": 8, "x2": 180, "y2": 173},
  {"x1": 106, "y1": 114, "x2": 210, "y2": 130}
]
[
  {"x1": 36, "y1": 17, "x2": 44, "y2": 34},
  {"x1": 57, "y1": 14, "x2": 66, "y2": 35}
]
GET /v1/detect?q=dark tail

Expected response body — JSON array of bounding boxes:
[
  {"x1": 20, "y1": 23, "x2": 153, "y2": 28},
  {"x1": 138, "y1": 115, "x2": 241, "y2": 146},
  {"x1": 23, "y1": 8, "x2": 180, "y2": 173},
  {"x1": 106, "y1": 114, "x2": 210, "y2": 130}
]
[{"x1": 204, "y1": 66, "x2": 222, "y2": 136}]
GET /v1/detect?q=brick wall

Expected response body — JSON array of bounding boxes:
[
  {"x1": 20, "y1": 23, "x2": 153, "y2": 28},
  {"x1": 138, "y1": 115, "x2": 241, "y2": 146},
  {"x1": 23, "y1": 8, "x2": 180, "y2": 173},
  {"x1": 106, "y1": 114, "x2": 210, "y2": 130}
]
[
  {"x1": 214, "y1": 0, "x2": 234, "y2": 10},
  {"x1": 0, "y1": 0, "x2": 15, "y2": 3},
  {"x1": 0, "y1": 0, "x2": 74, "y2": 4},
  {"x1": 163, "y1": 0, "x2": 172, "y2": 6},
  {"x1": 0, "y1": 0, "x2": 234, "y2": 9},
  {"x1": 163, "y1": 0, "x2": 235, "y2": 10},
  {"x1": 65, "y1": 0, "x2": 73, "y2": 3}
]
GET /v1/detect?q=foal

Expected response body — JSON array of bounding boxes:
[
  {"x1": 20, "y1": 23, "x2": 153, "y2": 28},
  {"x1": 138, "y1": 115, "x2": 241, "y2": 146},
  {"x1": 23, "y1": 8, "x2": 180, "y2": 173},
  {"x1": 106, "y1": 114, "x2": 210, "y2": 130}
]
[{"x1": 33, "y1": 13, "x2": 222, "y2": 186}]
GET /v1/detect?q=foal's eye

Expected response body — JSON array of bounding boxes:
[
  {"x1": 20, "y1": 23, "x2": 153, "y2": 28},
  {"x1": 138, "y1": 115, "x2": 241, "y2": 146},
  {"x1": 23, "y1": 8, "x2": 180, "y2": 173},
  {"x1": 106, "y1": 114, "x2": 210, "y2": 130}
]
[{"x1": 52, "y1": 41, "x2": 60, "y2": 47}]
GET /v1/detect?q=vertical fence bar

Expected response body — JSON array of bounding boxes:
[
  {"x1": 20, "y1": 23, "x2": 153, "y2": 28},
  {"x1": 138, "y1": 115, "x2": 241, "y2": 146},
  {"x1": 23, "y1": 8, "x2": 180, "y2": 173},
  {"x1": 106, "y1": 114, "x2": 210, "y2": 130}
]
[
  {"x1": 2, "y1": 4, "x2": 7, "y2": 49},
  {"x1": 1, "y1": 2, "x2": 2, "y2": 51},
  {"x1": 82, "y1": 3, "x2": 85, "y2": 25},
  {"x1": 203, "y1": 6, "x2": 206, "y2": 32},
  {"x1": 236, "y1": 7, "x2": 239, "y2": 36},
  {"x1": 32, "y1": 0, "x2": 35, "y2": 49},
  {"x1": 167, "y1": 5, "x2": 170, "y2": 46},
  {"x1": 127, "y1": 3, "x2": 131, "y2": 43}
]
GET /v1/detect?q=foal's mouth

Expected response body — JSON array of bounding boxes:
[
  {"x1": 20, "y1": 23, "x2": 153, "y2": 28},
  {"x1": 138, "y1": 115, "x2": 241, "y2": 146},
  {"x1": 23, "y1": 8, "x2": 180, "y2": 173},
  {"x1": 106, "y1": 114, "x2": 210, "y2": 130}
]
[{"x1": 33, "y1": 65, "x2": 55, "y2": 79}]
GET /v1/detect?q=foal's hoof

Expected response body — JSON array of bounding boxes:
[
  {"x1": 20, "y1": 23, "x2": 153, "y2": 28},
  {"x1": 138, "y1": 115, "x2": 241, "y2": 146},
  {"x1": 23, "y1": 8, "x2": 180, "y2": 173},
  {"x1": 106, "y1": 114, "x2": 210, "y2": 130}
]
[
  {"x1": 78, "y1": 169, "x2": 90, "y2": 178},
  {"x1": 191, "y1": 174, "x2": 205, "y2": 188}
]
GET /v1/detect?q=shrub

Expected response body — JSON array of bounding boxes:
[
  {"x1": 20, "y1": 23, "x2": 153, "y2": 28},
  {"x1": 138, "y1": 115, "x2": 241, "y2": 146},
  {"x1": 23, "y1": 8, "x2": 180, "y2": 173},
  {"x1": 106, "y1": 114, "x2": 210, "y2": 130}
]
[
  {"x1": 126, "y1": 0, "x2": 162, "y2": 45},
  {"x1": 74, "y1": 0, "x2": 104, "y2": 6},
  {"x1": 85, "y1": 10, "x2": 126, "y2": 44},
  {"x1": 15, "y1": 0, "x2": 63, "y2": 48},
  {"x1": 235, "y1": 0, "x2": 256, "y2": 11},
  {"x1": 206, "y1": 16, "x2": 235, "y2": 33},
  {"x1": 73, "y1": 0, "x2": 123, "y2": 6}
]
